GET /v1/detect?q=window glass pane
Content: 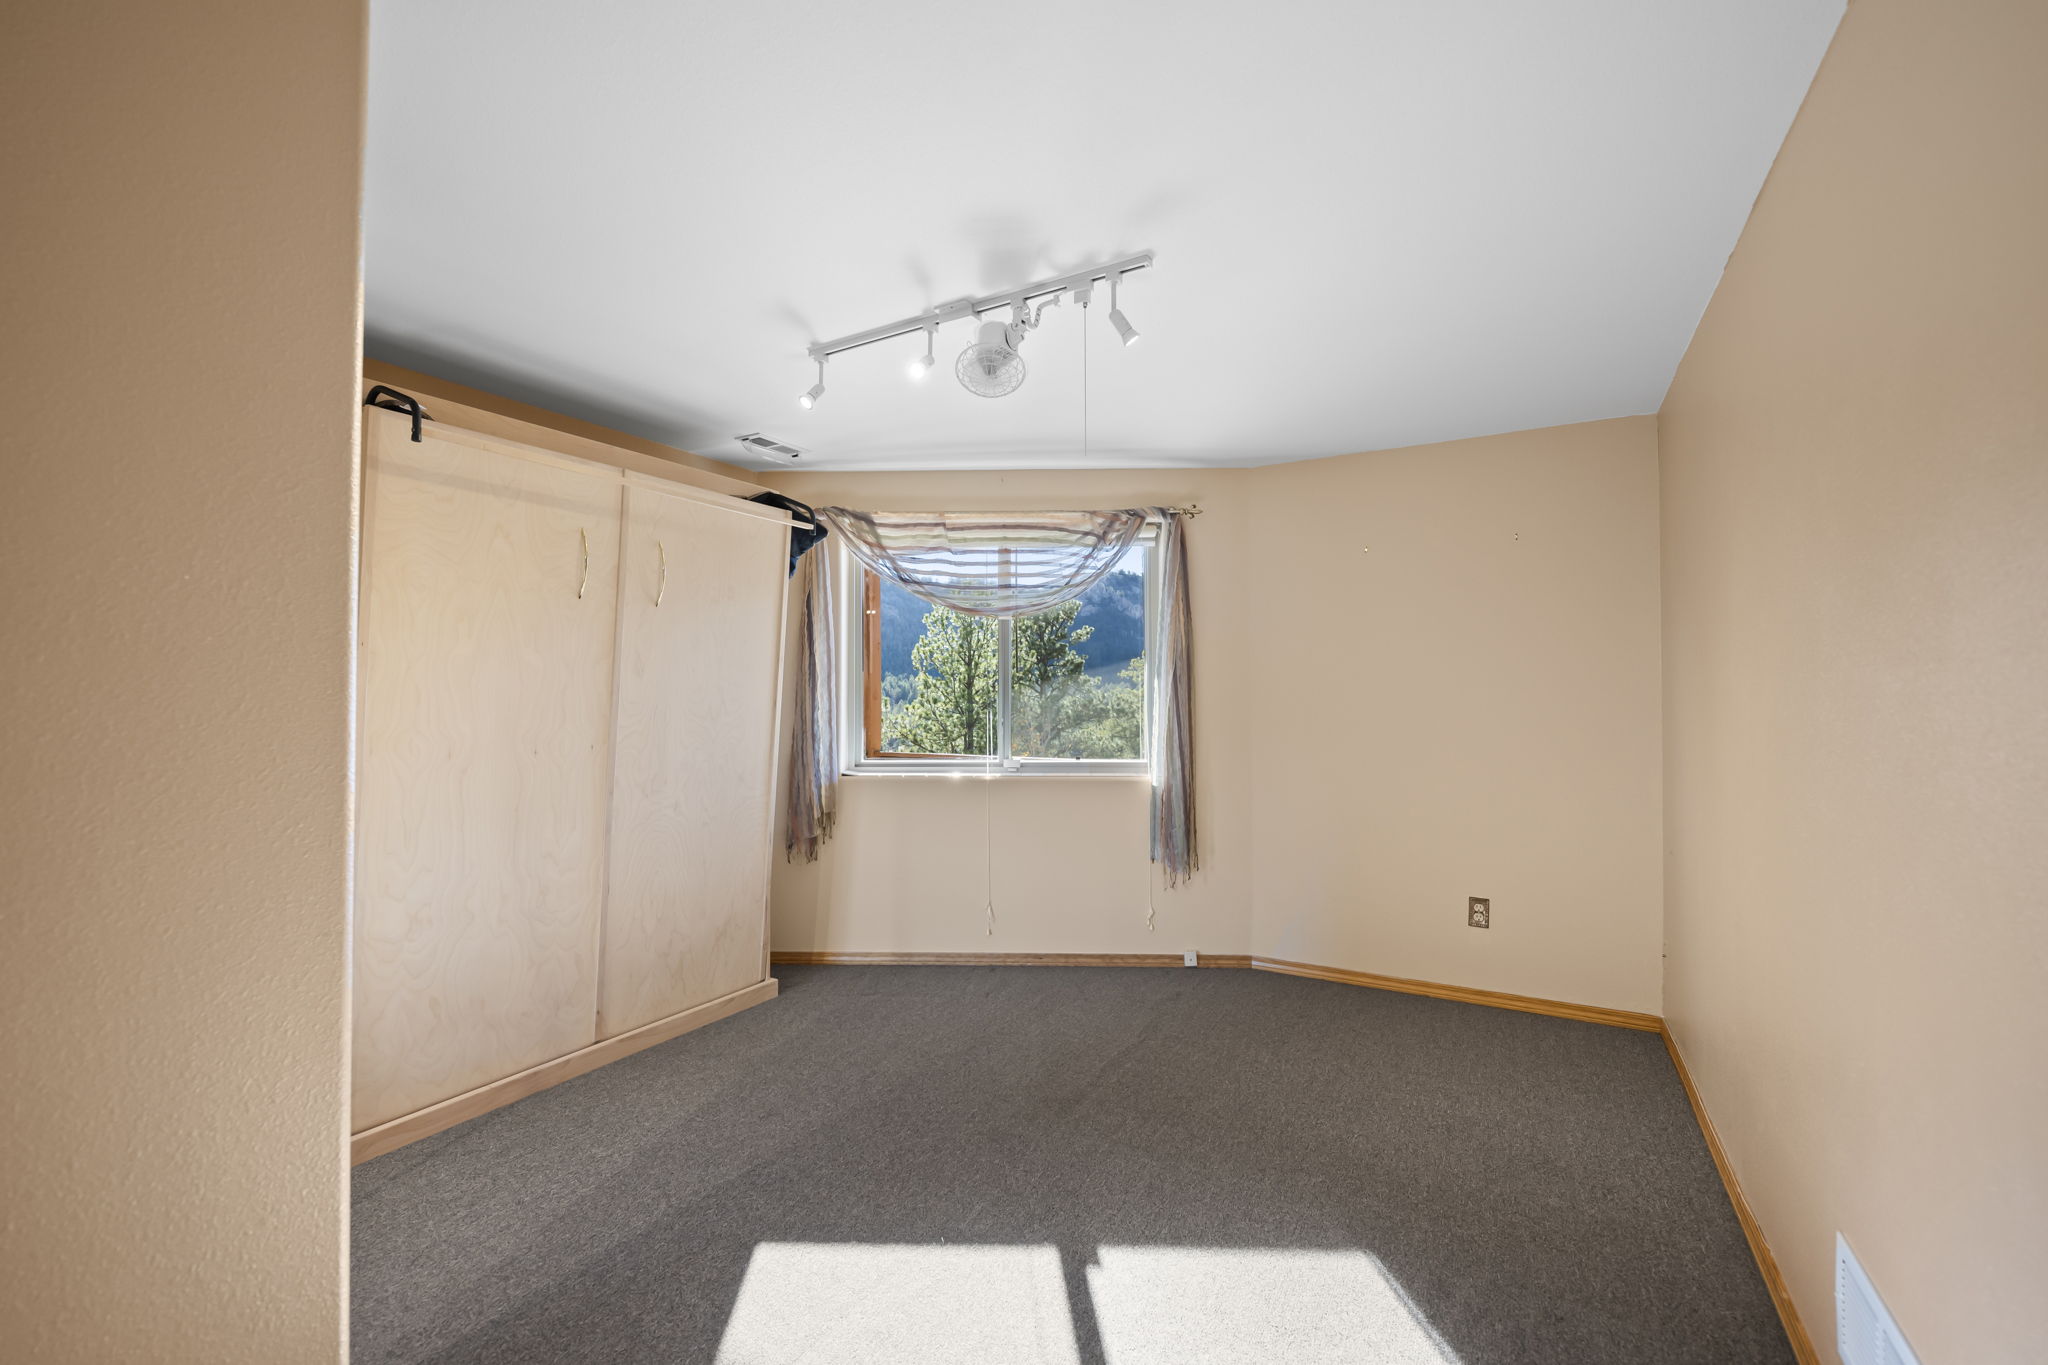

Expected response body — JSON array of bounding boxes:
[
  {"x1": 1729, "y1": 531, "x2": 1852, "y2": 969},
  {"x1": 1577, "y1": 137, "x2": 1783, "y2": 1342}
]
[
  {"x1": 875, "y1": 577, "x2": 997, "y2": 756},
  {"x1": 1010, "y1": 545, "x2": 1148, "y2": 760}
]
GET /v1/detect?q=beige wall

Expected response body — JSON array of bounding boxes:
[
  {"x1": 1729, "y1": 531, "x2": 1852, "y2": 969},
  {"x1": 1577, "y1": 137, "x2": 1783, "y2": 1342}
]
[
  {"x1": 1251, "y1": 419, "x2": 1664, "y2": 1013},
  {"x1": 765, "y1": 418, "x2": 1665, "y2": 1014},
  {"x1": 1658, "y1": 0, "x2": 2048, "y2": 1360},
  {"x1": 1, "y1": 6, "x2": 366, "y2": 1362}
]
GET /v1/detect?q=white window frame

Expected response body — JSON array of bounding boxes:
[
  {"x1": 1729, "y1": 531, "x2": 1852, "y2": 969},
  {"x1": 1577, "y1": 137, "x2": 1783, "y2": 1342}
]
[{"x1": 838, "y1": 531, "x2": 1159, "y2": 778}]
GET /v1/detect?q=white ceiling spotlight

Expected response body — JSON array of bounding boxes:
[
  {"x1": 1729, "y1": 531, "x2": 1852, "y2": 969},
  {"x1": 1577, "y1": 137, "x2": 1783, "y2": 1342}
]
[
  {"x1": 797, "y1": 251, "x2": 1154, "y2": 405},
  {"x1": 1107, "y1": 271, "x2": 1141, "y2": 347},
  {"x1": 797, "y1": 358, "x2": 825, "y2": 410},
  {"x1": 906, "y1": 324, "x2": 937, "y2": 381}
]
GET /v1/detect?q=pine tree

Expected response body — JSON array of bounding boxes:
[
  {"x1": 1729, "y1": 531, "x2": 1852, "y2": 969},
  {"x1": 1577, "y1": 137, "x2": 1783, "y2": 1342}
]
[
  {"x1": 1008, "y1": 601, "x2": 1089, "y2": 755},
  {"x1": 883, "y1": 606, "x2": 998, "y2": 754},
  {"x1": 1011, "y1": 601, "x2": 1092, "y2": 691}
]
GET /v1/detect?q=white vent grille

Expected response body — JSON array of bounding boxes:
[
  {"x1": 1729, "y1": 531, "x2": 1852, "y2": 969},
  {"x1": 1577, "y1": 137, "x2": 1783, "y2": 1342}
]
[
  {"x1": 735, "y1": 432, "x2": 806, "y2": 462},
  {"x1": 1837, "y1": 1235, "x2": 1920, "y2": 1365}
]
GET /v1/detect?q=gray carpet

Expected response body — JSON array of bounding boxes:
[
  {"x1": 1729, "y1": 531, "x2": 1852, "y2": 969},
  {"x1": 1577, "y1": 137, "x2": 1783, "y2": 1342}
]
[{"x1": 352, "y1": 966, "x2": 1793, "y2": 1365}]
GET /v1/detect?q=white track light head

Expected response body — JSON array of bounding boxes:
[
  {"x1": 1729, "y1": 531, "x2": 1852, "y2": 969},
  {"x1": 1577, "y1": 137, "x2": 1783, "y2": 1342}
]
[
  {"x1": 798, "y1": 359, "x2": 825, "y2": 409},
  {"x1": 1108, "y1": 272, "x2": 1140, "y2": 346},
  {"x1": 907, "y1": 327, "x2": 936, "y2": 380}
]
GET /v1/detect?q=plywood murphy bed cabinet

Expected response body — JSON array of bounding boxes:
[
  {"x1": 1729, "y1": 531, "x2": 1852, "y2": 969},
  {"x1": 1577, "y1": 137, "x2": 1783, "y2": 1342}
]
[{"x1": 350, "y1": 405, "x2": 789, "y2": 1163}]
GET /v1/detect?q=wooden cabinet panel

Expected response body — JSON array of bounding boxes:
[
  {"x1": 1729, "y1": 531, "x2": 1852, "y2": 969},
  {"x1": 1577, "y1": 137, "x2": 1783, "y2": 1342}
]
[
  {"x1": 598, "y1": 479, "x2": 788, "y2": 1036},
  {"x1": 352, "y1": 414, "x2": 622, "y2": 1130}
]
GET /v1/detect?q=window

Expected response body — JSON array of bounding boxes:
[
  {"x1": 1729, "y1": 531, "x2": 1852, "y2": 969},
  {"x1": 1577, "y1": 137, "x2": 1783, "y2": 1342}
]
[{"x1": 850, "y1": 536, "x2": 1154, "y2": 773}]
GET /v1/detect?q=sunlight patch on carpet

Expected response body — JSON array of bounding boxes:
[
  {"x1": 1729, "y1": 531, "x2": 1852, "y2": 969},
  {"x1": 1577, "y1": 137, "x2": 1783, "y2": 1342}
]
[
  {"x1": 1089, "y1": 1246, "x2": 1461, "y2": 1365},
  {"x1": 714, "y1": 1242, "x2": 1459, "y2": 1365},
  {"x1": 715, "y1": 1242, "x2": 1079, "y2": 1365}
]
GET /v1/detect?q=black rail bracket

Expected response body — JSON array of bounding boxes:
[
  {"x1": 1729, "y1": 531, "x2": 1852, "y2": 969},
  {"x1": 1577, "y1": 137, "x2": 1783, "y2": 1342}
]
[{"x1": 363, "y1": 385, "x2": 431, "y2": 442}]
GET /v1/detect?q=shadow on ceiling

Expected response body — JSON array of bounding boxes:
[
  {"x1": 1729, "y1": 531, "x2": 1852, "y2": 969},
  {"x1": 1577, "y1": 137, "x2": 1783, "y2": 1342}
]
[{"x1": 363, "y1": 330, "x2": 716, "y2": 456}]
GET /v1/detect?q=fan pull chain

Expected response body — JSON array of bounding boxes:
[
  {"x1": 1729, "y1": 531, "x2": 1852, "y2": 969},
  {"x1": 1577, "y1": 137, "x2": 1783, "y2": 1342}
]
[
  {"x1": 984, "y1": 740, "x2": 996, "y2": 936},
  {"x1": 1082, "y1": 295, "x2": 1090, "y2": 461}
]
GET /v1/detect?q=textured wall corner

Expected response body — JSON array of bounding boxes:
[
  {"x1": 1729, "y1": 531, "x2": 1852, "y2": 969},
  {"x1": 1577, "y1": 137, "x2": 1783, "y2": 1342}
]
[
  {"x1": 0, "y1": 5, "x2": 367, "y2": 1360},
  {"x1": 1658, "y1": 0, "x2": 2048, "y2": 1360}
]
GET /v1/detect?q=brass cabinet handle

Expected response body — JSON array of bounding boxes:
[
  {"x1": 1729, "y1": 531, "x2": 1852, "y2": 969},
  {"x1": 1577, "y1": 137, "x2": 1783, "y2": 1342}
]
[
  {"x1": 578, "y1": 528, "x2": 589, "y2": 600},
  {"x1": 656, "y1": 541, "x2": 667, "y2": 606}
]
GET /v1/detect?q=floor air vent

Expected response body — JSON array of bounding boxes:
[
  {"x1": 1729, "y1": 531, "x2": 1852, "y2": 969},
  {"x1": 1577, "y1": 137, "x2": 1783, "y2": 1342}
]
[
  {"x1": 1837, "y1": 1235, "x2": 1920, "y2": 1365},
  {"x1": 735, "y1": 432, "x2": 806, "y2": 463}
]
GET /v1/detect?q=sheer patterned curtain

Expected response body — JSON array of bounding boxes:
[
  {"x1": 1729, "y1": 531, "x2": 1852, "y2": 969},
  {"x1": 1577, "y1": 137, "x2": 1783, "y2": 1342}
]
[
  {"x1": 782, "y1": 545, "x2": 838, "y2": 861},
  {"x1": 1150, "y1": 510, "x2": 1196, "y2": 884},
  {"x1": 788, "y1": 507, "x2": 1196, "y2": 884},
  {"x1": 814, "y1": 508, "x2": 1147, "y2": 616}
]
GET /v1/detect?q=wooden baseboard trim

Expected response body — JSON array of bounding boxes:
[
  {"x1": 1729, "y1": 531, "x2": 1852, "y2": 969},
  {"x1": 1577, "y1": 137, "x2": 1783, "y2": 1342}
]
[
  {"x1": 1661, "y1": 1026, "x2": 1817, "y2": 1364},
  {"x1": 772, "y1": 951, "x2": 1254, "y2": 968},
  {"x1": 773, "y1": 952, "x2": 1651, "y2": 1028},
  {"x1": 349, "y1": 978, "x2": 779, "y2": 1164},
  {"x1": 1249, "y1": 956, "x2": 1664, "y2": 1032}
]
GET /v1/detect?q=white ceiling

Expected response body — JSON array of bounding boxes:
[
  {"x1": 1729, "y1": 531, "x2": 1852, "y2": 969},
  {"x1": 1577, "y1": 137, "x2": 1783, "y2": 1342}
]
[{"x1": 364, "y1": 0, "x2": 1842, "y2": 471}]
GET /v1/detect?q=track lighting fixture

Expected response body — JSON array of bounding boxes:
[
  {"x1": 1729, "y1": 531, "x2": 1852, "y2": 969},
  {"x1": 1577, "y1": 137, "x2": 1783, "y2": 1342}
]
[
  {"x1": 1108, "y1": 272, "x2": 1140, "y2": 348},
  {"x1": 797, "y1": 251, "x2": 1154, "y2": 403}
]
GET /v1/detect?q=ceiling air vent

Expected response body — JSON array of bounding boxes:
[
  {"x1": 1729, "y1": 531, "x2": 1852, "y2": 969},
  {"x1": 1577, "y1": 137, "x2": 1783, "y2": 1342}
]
[
  {"x1": 1837, "y1": 1235, "x2": 1921, "y2": 1365},
  {"x1": 735, "y1": 432, "x2": 806, "y2": 463}
]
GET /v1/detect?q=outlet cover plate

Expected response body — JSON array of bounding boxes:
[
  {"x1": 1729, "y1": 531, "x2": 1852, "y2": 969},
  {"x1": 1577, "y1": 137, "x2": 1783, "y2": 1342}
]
[
  {"x1": 1468, "y1": 897, "x2": 1491, "y2": 929},
  {"x1": 1183, "y1": 950, "x2": 1199, "y2": 967}
]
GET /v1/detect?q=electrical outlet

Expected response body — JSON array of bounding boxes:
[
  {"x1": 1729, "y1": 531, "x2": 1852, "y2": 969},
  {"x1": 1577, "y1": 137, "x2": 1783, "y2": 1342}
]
[
  {"x1": 1183, "y1": 950, "x2": 1199, "y2": 967},
  {"x1": 1468, "y1": 897, "x2": 1490, "y2": 929}
]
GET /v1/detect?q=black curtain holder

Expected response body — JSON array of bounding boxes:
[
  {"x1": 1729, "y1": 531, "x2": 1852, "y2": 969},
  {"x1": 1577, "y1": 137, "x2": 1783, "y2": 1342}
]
[
  {"x1": 748, "y1": 492, "x2": 827, "y2": 576},
  {"x1": 363, "y1": 385, "x2": 431, "y2": 442}
]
